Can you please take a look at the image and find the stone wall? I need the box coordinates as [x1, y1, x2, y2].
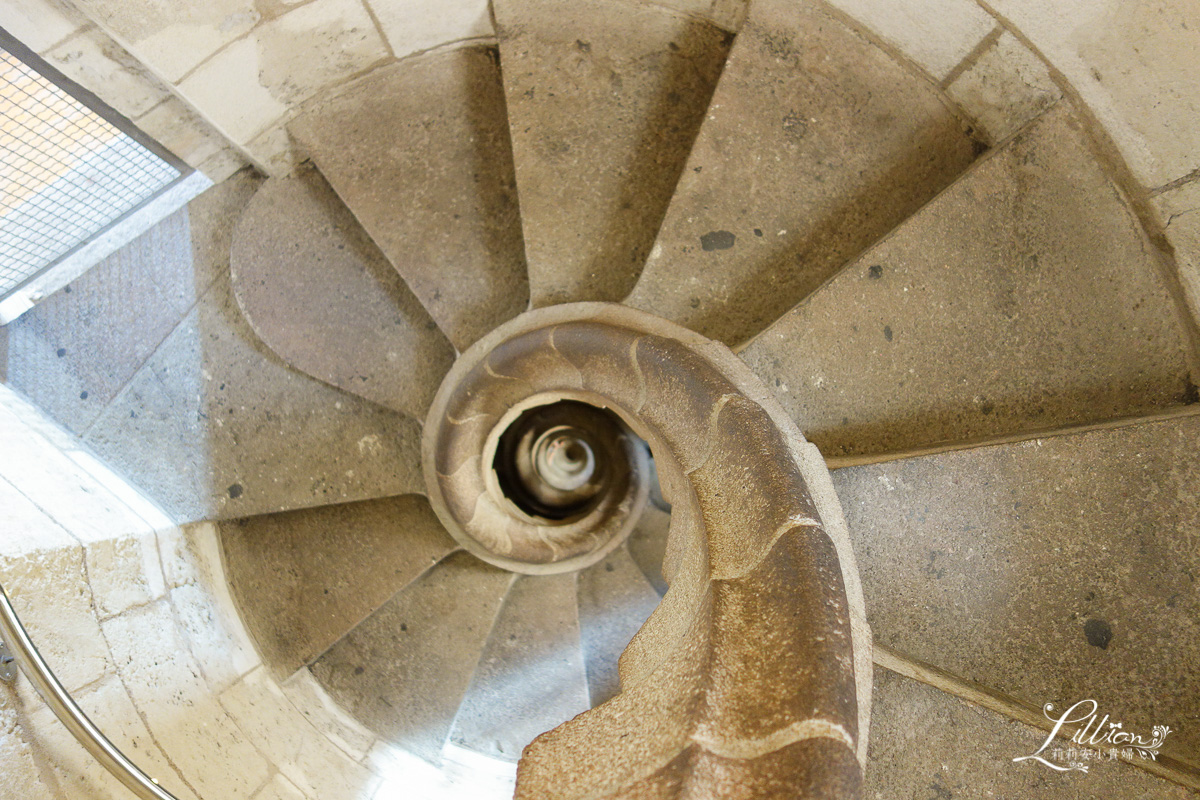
[0, 383, 491, 799]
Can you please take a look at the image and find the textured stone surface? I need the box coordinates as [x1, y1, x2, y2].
[946, 31, 1062, 145]
[28, 674, 201, 800]
[0, 700, 60, 800]
[84, 532, 165, 618]
[291, 48, 529, 351]
[280, 668, 378, 763]
[1154, 178, 1200, 331]
[230, 168, 455, 419]
[577, 544, 662, 705]
[221, 495, 458, 678]
[988, 0, 1200, 189]
[742, 105, 1199, 458]
[824, 0, 996, 79]
[102, 600, 271, 798]
[221, 667, 380, 798]
[0, 0, 89, 53]
[312, 551, 514, 760]
[627, 503, 672, 596]
[449, 573, 590, 761]
[69, 0, 259, 82]
[495, 0, 730, 307]
[866, 668, 1198, 798]
[834, 413, 1200, 761]
[43, 26, 169, 119]
[365, 0, 493, 59]
[625, 0, 980, 345]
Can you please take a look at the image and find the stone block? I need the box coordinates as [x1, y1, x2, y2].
[947, 31, 1061, 145]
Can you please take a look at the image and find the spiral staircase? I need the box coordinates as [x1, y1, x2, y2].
[3, 0, 1200, 797]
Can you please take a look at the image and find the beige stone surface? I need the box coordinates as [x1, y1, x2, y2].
[177, 36, 288, 143]
[281, 667, 378, 762]
[1154, 178, 1200, 331]
[28, 674, 200, 800]
[947, 31, 1062, 145]
[244, 121, 296, 176]
[495, 0, 730, 307]
[825, 0, 996, 79]
[866, 667, 1198, 798]
[834, 414, 1200, 761]
[625, 0, 981, 345]
[0, 0, 88, 53]
[84, 532, 165, 619]
[0, 545, 113, 693]
[0, 475, 76, 558]
[220, 495, 458, 678]
[70, 0, 259, 82]
[134, 95, 230, 169]
[366, 0, 493, 58]
[742, 105, 1198, 458]
[290, 48, 529, 351]
[170, 582, 261, 693]
[0, 698, 63, 800]
[197, 145, 252, 183]
[101, 600, 272, 797]
[253, 774, 308, 800]
[221, 667, 380, 798]
[988, 0, 1200, 189]
[42, 26, 168, 119]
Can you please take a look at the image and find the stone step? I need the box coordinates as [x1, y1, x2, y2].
[866, 667, 1196, 797]
[576, 543, 661, 705]
[289, 48, 529, 352]
[494, 0, 730, 308]
[623, 0, 982, 346]
[310, 551, 515, 762]
[448, 573, 590, 762]
[218, 494, 457, 680]
[230, 166, 455, 420]
[833, 411, 1200, 765]
[741, 104, 1199, 459]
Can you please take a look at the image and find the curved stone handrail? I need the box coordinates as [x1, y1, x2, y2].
[423, 303, 871, 798]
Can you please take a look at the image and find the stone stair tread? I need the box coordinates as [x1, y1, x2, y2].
[741, 104, 1199, 459]
[219, 494, 457, 680]
[289, 48, 529, 352]
[448, 574, 590, 762]
[577, 543, 662, 706]
[230, 167, 455, 420]
[310, 551, 515, 761]
[626, 503, 671, 596]
[624, 0, 981, 346]
[834, 412, 1200, 762]
[494, 0, 730, 308]
[866, 667, 1196, 798]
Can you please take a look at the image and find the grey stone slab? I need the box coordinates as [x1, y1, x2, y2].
[833, 413, 1200, 763]
[312, 551, 514, 761]
[867, 667, 1198, 799]
[82, 269, 425, 523]
[290, 48, 529, 352]
[742, 105, 1200, 459]
[624, 0, 981, 345]
[219, 494, 459, 679]
[4, 209, 195, 433]
[626, 503, 671, 596]
[230, 167, 455, 420]
[577, 544, 661, 705]
[449, 573, 590, 761]
[494, 0, 730, 308]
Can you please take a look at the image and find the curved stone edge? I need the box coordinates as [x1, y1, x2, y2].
[422, 302, 871, 796]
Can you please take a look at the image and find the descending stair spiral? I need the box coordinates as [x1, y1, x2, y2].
[424, 303, 871, 797]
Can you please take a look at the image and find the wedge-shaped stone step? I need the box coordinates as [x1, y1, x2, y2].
[290, 48, 529, 351]
[230, 166, 455, 419]
[834, 411, 1200, 764]
[495, 0, 730, 307]
[625, 0, 982, 345]
[742, 105, 1199, 458]
[312, 551, 514, 761]
[448, 574, 590, 761]
[219, 495, 458, 679]
[577, 544, 661, 705]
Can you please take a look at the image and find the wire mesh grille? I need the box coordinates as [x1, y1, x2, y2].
[0, 46, 181, 296]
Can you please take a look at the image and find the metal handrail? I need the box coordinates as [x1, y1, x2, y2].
[0, 583, 180, 800]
